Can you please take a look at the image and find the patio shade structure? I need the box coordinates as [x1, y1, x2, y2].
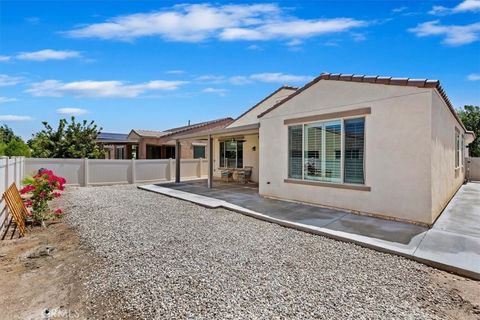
[173, 123, 259, 188]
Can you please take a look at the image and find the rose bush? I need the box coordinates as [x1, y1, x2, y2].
[21, 168, 66, 225]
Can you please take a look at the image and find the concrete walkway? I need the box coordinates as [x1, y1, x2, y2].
[139, 181, 480, 280]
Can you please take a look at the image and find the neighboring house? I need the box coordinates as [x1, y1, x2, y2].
[174, 73, 475, 226]
[97, 132, 137, 159]
[97, 118, 233, 160]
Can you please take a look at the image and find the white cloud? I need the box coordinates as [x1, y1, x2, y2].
[16, 49, 82, 61]
[430, 0, 480, 15]
[0, 96, 18, 104]
[467, 73, 480, 80]
[0, 74, 22, 87]
[26, 79, 188, 98]
[250, 72, 312, 83]
[0, 55, 11, 62]
[246, 44, 263, 50]
[220, 18, 367, 41]
[165, 70, 185, 74]
[202, 87, 228, 96]
[0, 115, 32, 121]
[196, 72, 310, 85]
[56, 107, 89, 115]
[228, 76, 251, 85]
[392, 6, 408, 13]
[64, 4, 366, 43]
[409, 20, 480, 45]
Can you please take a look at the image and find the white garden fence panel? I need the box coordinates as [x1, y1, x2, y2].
[467, 157, 480, 181]
[134, 159, 171, 183]
[24, 158, 84, 186]
[23, 158, 207, 187]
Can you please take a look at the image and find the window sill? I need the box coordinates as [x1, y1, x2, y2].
[284, 178, 371, 191]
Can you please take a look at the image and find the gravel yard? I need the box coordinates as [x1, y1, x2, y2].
[63, 185, 479, 320]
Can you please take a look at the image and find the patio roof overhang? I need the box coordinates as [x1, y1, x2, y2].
[171, 123, 259, 141]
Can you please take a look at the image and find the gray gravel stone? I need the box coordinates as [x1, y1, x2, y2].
[63, 185, 467, 319]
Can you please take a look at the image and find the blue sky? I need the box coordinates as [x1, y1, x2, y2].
[0, 0, 479, 140]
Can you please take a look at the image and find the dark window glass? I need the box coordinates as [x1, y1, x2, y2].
[146, 145, 162, 159]
[165, 146, 175, 159]
[344, 118, 365, 184]
[220, 141, 225, 167]
[219, 140, 243, 168]
[193, 146, 205, 159]
[237, 141, 243, 168]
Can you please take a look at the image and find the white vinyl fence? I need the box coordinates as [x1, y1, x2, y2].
[467, 157, 480, 181]
[24, 158, 208, 186]
[0, 157, 26, 237]
[0, 157, 207, 237]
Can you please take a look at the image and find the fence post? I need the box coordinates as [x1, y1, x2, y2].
[198, 158, 203, 178]
[12, 157, 18, 186]
[131, 158, 136, 184]
[4, 157, 9, 190]
[169, 158, 175, 181]
[83, 158, 89, 187]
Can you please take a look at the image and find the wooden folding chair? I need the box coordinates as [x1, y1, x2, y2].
[2, 183, 28, 237]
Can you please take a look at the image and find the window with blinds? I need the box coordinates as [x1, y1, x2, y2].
[344, 118, 365, 184]
[324, 121, 341, 182]
[304, 124, 322, 180]
[287, 117, 365, 185]
[288, 125, 303, 179]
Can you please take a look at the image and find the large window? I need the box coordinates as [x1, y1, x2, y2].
[219, 140, 243, 168]
[288, 117, 365, 185]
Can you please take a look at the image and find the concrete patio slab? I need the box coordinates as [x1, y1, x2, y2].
[413, 230, 480, 279]
[431, 183, 480, 238]
[139, 180, 480, 280]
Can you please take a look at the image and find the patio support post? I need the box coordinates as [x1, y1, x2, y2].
[208, 135, 213, 189]
[175, 140, 181, 183]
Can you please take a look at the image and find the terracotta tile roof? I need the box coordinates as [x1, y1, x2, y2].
[257, 72, 465, 131]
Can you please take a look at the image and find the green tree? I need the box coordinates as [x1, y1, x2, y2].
[4, 139, 31, 157]
[458, 105, 480, 157]
[0, 125, 19, 145]
[28, 117, 105, 159]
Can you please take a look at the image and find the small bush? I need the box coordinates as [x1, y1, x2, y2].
[21, 168, 66, 225]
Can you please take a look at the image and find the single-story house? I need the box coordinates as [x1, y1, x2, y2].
[96, 132, 137, 159]
[173, 72, 475, 226]
[97, 118, 233, 159]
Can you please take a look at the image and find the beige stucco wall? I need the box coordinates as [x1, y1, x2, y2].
[212, 134, 259, 182]
[228, 88, 296, 128]
[430, 90, 466, 222]
[259, 80, 436, 225]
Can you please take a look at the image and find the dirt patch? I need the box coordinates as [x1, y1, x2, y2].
[430, 271, 480, 320]
[0, 222, 93, 320]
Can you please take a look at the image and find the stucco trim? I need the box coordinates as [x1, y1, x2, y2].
[283, 107, 371, 125]
[284, 178, 371, 191]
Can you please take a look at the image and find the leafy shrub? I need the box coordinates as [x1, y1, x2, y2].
[21, 169, 66, 225]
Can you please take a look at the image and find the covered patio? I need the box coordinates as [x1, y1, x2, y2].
[172, 123, 259, 188]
